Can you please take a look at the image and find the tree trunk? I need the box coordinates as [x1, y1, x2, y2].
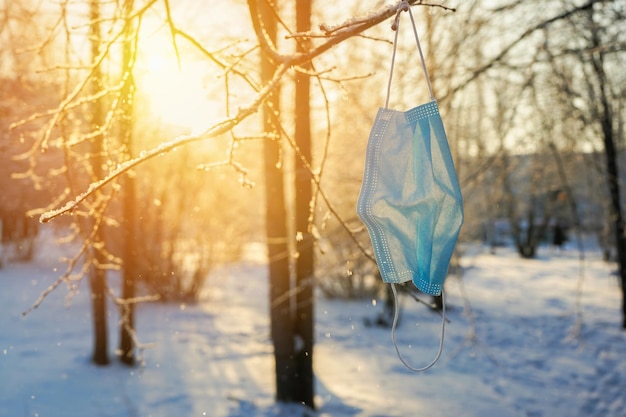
[257, 0, 297, 402]
[118, 0, 138, 365]
[90, 267, 109, 365]
[600, 123, 626, 329]
[596, 74, 626, 329]
[588, 9, 626, 329]
[293, 0, 315, 408]
[89, 0, 109, 366]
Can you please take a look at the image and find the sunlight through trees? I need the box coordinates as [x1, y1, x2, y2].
[2, 0, 624, 413]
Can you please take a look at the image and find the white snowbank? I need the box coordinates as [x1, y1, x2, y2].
[1, 229, 624, 416]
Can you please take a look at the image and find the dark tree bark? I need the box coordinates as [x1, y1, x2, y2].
[118, 0, 138, 365]
[587, 9, 626, 328]
[257, 0, 297, 402]
[89, 0, 109, 366]
[600, 101, 626, 329]
[89, 267, 109, 365]
[601, 100, 626, 330]
[293, 0, 315, 408]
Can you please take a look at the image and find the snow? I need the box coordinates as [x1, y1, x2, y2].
[1, 228, 625, 417]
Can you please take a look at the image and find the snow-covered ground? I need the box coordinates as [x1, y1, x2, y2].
[1, 228, 625, 417]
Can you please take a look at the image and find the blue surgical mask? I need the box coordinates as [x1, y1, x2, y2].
[356, 1, 463, 371]
[357, 102, 463, 295]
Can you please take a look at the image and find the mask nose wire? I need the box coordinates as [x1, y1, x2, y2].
[391, 283, 446, 372]
[384, 1, 436, 110]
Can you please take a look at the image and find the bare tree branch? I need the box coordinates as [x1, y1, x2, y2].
[444, 0, 602, 101]
[38, 0, 453, 223]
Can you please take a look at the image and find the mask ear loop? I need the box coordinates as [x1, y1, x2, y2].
[384, 0, 436, 109]
[391, 283, 446, 372]
[407, 4, 435, 101]
[384, 4, 404, 109]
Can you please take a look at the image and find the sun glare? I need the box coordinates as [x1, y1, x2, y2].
[134, 1, 256, 139]
[137, 51, 220, 135]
